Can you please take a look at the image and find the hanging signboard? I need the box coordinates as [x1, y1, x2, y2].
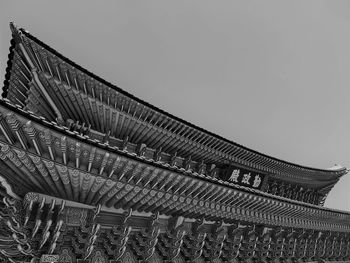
[219, 165, 266, 190]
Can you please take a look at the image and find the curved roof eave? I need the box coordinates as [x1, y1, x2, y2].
[2, 23, 348, 179]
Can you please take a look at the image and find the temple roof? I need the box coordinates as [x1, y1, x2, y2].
[3, 23, 350, 263]
[2, 23, 348, 199]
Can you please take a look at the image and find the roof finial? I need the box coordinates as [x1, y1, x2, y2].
[9, 21, 17, 34]
[9, 22, 22, 43]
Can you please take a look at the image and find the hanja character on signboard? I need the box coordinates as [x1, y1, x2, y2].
[241, 172, 251, 184]
[253, 175, 261, 188]
[229, 169, 240, 182]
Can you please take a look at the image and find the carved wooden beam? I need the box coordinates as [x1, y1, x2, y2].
[104, 208, 132, 261]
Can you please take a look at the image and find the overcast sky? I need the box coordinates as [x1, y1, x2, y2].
[1, 0, 350, 211]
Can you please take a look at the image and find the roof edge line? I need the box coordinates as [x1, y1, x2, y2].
[9, 25, 348, 175]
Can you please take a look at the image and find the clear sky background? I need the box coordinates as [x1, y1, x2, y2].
[1, 1, 349, 210]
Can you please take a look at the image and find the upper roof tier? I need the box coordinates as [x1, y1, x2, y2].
[2, 23, 348, 199]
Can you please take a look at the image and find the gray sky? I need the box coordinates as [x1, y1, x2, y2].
[1, 0, 350, 211]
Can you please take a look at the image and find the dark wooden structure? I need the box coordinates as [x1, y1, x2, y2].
[0, 23, 349, 263]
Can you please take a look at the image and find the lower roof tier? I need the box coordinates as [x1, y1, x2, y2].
[0, 98, 339, 208]
[0, 190, 350, 262]
[0, 101, 349, 233]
